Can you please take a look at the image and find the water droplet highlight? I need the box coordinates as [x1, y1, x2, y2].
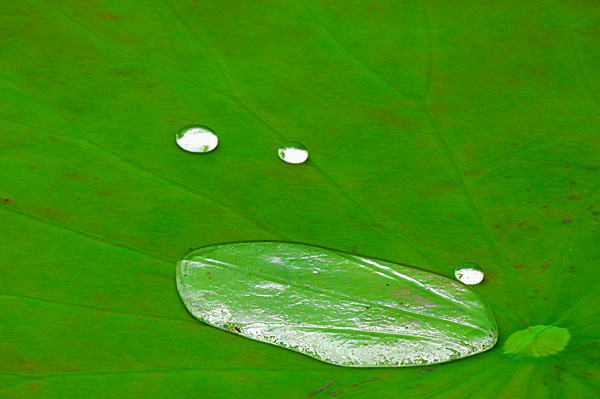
[454, 263, 484, 285]
[278, 141, 308, 164]
[176, 126, 218, 153]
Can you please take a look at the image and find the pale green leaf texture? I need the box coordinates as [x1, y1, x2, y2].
[1, 0, 599, 398]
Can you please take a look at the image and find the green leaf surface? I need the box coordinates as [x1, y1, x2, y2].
[177, 241, 497, 367]
[1, 0, 599, 397]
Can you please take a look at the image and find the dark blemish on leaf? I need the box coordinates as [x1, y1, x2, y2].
[418, 369, 434, 375]
[570, 181, 576, 184]
[542, 264, 550, 269]
[93, 177, 99, 180]
[329, 393, 339, 397]
[308, 380, 336, 397]
[206, 272, 212, 279]
[28, 166, 37, 169]
[562, 219, 572, 224]
[592, 211, 600, 216]
[233, 327, 241, 333]
[518, 220, 530, 227]
[512, 142, 519, 146]
[386, 284, 390, 286]
[100, 13, 118, 19]
[542, 205, 548, 208]
[77, 198, 81, 200]
[494, 225, 499, 228]
[525, 188, 530, 191]
[350, 378, 377, 387]
[4, 198, 11, 202]
[526, 201, 532, 204]
[408, 384, 422, 389]
[569, 195, 580, 200]
[569, 266, 576, 271]
[513, 264, 523, 269]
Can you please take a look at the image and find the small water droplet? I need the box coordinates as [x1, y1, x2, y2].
[176, 126, 218, 153]
[454, 263, 484, 285]
[278, 141, 308, 164]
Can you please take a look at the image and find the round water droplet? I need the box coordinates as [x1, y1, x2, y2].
[454, 263, 484, 285]
[278, 141, 308, 164]
[176, 126, 218, 153]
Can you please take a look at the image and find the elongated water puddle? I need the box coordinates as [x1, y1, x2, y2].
[176, 241, 497, 367]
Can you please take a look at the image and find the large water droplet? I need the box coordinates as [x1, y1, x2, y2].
[278, 141, 308, 164]
[454, 263, 484, 285]
[176, 241, 497, 367]
[176, 126, 218, 153]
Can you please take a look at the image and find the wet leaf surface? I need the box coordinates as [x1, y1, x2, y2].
[1, 0, 599, 397]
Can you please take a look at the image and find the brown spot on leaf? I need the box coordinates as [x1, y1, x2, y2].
[350, 378, 377, 387]
[418, 369, 434, 375]
[518, 220, 530, 227]
[569, 195, 580, 200]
